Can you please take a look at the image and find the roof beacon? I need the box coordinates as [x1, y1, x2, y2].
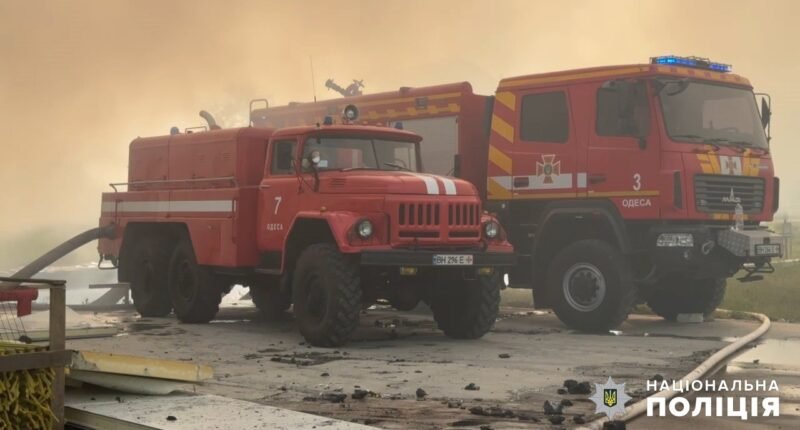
[650, 55, 732, 73]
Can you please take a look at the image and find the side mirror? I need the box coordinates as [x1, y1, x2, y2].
[760, 97, 771, 129]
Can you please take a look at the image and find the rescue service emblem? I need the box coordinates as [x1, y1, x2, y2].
[536, 155, 561, 184]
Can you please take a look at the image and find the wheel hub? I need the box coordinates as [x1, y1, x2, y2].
[562, 263, 606, 312]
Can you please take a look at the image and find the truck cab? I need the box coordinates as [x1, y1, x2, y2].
[99, 111, 514, 346]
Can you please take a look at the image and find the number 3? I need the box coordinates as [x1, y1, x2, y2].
[273, 196, 282, 214]
[633, 173, 641, 191]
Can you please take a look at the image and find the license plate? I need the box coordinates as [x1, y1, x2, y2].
[755, 244, 781, 256]
[432, 254, 474, 266]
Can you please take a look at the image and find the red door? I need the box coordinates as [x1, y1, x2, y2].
[586, 79, 660, 219]
[507, 87, 579, 200]
[257, 139, 299, 252]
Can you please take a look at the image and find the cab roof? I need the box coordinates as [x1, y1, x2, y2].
[498, 64, 752, 91]
[269, 124, 422, 142]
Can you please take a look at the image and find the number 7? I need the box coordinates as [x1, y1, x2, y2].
[273, 196, 282, 214]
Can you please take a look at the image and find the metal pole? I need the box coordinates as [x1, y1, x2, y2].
[49, 286, 66, 430]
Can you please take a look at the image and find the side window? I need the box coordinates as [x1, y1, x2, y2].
[596, 81, 650, 137]
[520, 91, 569, 143]
[270, 140, 296, 175]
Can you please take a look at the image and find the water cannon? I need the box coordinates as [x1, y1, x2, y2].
[199, 110, 222, 130]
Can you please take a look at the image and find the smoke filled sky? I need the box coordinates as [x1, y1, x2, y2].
[1, 0, 799, 252]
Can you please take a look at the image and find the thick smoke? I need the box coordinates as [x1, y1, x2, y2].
[1, 0, 798, 267]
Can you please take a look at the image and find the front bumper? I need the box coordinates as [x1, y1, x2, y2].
[648, 225, 782, 279]
[360, 249, 516, 267]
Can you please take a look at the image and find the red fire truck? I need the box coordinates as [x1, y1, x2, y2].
[252, 56, 782, 331]
[97, 110, 515, 346]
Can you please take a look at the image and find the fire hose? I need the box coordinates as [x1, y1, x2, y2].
[579, 310, 771, 429]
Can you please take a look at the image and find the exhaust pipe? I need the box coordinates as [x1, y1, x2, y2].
[199, 110, 221, 130]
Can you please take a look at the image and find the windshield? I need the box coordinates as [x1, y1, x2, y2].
[302, 137, 420, 172]
[658, 80, 768, 149]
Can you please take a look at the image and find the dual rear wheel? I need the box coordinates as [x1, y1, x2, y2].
[127, 237, 222, 323]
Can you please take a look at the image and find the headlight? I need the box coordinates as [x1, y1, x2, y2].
[656, 233, 694, 247]
[356, 219, 373, 239]
[484, 221, 500, 239]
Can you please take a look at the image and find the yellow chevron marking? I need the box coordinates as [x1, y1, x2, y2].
[488, 145, 512, 175]
[487, 177, 512, 200]
[447, 103, 460, 113]
[495, 91, 516, 111]
[491, 114, 515, 142]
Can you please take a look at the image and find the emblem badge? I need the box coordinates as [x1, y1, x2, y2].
[589, 377, 632, 418]
[536, 154, 561, 184]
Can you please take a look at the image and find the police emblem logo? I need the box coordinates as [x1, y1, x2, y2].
[589, 377, 631, 418]
[603, 388, 617, 407]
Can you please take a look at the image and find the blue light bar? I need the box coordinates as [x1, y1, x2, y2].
[650, 55, 732, 73]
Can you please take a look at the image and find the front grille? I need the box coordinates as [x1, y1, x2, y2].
[398, 203, 440, 226]
[448, 202, 480, 226]
[694, 175, 765, 214]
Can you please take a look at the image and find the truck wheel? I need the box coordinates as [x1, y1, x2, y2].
[546, 240, 635, 332]
[250, 284, 291, 320]
[167, 241, 222, 323]
[647, 278, 727, 321]
[128, 236, 173, 317]
[291, 243, 361, 347]
[430, 275, 500, 339]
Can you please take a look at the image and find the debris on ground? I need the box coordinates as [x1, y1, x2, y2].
[498, 353, 511, 359]
[603, 420, 627, 429]
[303, 393, 347, 403]
[415, 388, 427, 400]
[543, 400, 563, 415]
[560, 399, 573, 407]
[573, 414, 586, 424]
[548, 415, 566, 424]
[562, 379, 592, 394]
[464, 382, 480, 391]
[351, 389, 372, 400]
[166, 415, 177, 421]
[469, 405, 515, 418]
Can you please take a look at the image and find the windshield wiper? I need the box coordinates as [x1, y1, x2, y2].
[672, 134, 721, 151]
[383, 162, 411, 171]
[339, 167, 379, 172]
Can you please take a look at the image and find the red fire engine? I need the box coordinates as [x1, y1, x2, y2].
[252, 56, 782, 331]
[98, 108, 514, 346]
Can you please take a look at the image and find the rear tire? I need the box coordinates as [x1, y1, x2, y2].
[291, 244, 361, 347]
[167, 241, 222, 323]
[250, 281, 291, 320]
[430, 275, 500, 339]
[647, 278, 727, 321]
[127, 236, 173, 317]
[546, 240, 635, 332]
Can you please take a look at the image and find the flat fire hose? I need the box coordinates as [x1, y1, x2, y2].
[578, 310, 771, 429]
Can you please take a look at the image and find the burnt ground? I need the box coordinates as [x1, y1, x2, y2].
[68, 303, 799, 429]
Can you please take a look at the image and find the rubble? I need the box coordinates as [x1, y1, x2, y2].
[548, 415, 566, 424]
[464, 383, 480, 391]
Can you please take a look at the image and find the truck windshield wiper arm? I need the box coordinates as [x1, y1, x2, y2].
[672, 135, 721, 151]
[383, 162, 411, 171]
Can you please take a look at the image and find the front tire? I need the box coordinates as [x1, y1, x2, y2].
[127, 236, 173, 317]
[291, 244, 361, 347]
[430, 275, 500, 339]
[167, 241, 222, 323]
[546, 240, 635, 332]
[647, 278, 727, 321]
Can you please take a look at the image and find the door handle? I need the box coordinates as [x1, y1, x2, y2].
[588, 174, 606, 185]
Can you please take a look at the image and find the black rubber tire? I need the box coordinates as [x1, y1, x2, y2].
[167, 241, 222, 323]
[430, 275, 501, 339]
[250, 282, 291, 320]
[647, 278, 727, 321]
[127, 236, 173, 317]
[546, 239, 636, 332]
[291, 243, 361, 347]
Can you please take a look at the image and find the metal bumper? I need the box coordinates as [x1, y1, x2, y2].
[359, 249, 516, 267]
[717, 228, 783, 259]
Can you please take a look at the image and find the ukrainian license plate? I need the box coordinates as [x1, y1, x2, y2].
[432, 254, 474, 266]
[755, 244, 781, 256]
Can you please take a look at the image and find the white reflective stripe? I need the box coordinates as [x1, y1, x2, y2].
[577, 172, 587, 189]
[438, 177, 457, 195]
[102, 200, 234, 213]
[491, 176, 513, 189]
[401, 172, 439, 195]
